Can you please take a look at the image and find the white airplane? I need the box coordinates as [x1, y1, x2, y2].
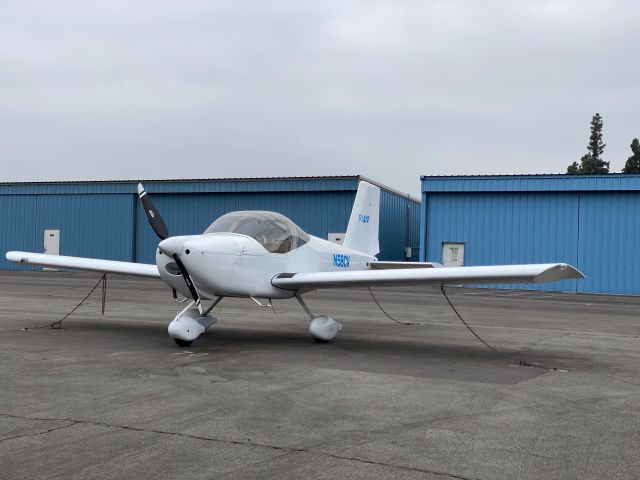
[6, 181, 583, 347]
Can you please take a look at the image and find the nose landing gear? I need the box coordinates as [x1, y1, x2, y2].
[169, 297, 222, 347]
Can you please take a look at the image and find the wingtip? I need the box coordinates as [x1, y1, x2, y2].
[6, 251, 23, 262]
[556, 263, 585, 280]
[137, 183, 145, 196]
[563, 263, 585, 279]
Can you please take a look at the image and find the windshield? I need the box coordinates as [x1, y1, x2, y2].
[204, 211, 309, 253]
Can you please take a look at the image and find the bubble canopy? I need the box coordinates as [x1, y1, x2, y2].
[204, 211, 310, 254]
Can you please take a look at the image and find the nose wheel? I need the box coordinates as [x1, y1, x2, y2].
[168, 297, 222, 347]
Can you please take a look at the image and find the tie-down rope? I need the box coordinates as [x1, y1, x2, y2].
[368, 285, 564, 371]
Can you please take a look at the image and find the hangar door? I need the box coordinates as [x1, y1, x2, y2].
[424, 192, 580, 292]
[425, 191, 640, 295]
[577, 192, 640, 295]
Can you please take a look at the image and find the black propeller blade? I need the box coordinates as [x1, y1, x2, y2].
[137, 183, 169, 240]
[137, 183, 202, 313]
[172, 254, 202, 313]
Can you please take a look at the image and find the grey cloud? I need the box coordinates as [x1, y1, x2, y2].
[1, 0, 639, 195]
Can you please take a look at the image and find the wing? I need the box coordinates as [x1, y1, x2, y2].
[272, 263, 583, 290]
[6, 251, 160, 278]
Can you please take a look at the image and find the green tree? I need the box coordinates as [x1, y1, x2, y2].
[622, 138, 640, 173]
[567, 161, 581, 174]
[587, 113, 606, 165]
[566, 113, 609, 174]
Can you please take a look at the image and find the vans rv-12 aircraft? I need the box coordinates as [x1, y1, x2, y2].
[6, 181, 584, 347]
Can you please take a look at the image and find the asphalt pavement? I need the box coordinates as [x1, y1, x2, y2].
[1, 270, 639, 479]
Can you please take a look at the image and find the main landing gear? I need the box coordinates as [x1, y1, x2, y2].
[168, 294, 341, 347]
[295, 293, 342, 342]
[168, 297, 222, 347]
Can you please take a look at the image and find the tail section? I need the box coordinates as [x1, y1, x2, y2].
[343, 181, 380, 256]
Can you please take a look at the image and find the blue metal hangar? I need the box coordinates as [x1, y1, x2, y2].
[420, 174, 640, 295]
[0, 175, 420, 271]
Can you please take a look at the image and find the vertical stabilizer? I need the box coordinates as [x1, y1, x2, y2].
[343, 181, 380, 256]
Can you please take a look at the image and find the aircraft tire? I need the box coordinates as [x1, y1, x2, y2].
[174, 339, 193, 348]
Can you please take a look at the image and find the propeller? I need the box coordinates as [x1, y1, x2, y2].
[137, 183, 203, 313]
[170, 253, 202, 313]
[137, 183, 169, 240]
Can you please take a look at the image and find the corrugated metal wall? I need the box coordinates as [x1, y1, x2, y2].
[0, 193, 135, 270]
[420, 175, 640, 295]
[36, 194, 135, 262]
[0, 195, 37, 270]
[577, 192, 640, 294]
[422, 192, 579, 292]
[1, 177, 420, 268]
[379, 190, 421, 261]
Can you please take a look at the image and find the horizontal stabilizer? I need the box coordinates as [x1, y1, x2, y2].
[6, 251, 160, 278]
[272, 263, 584, 290]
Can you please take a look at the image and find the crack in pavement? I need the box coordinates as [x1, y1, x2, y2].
[0, 412, 480, 480]
[0, 420, 78, 443]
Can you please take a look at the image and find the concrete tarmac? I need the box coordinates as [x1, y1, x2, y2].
[1, 271, 640, 479]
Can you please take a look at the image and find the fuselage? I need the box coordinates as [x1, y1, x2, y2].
[156, 233, 376, 300]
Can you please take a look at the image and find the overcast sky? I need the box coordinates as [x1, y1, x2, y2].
[1, 1, 638, 196]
